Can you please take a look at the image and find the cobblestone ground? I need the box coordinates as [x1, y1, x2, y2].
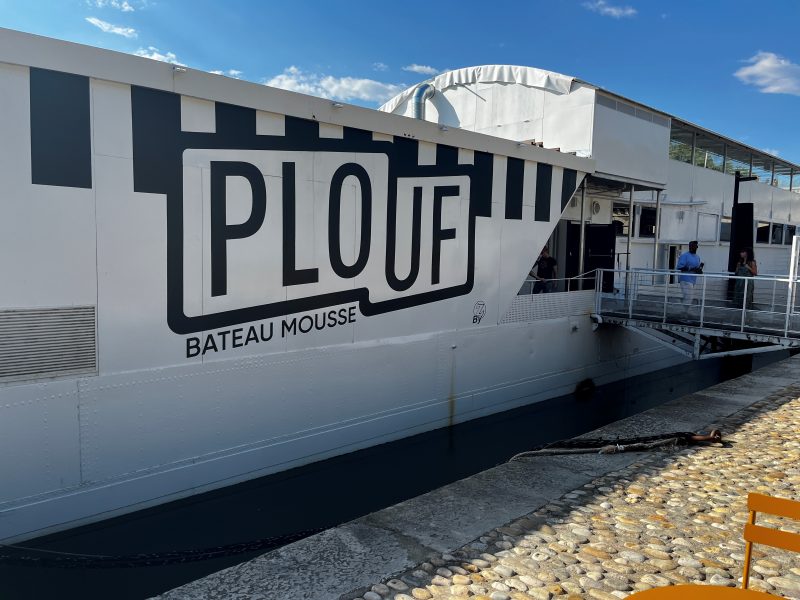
[349, 387, 800, 600]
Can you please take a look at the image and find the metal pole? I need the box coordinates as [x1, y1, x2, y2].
[722, 143, 728, 174]
[626, 184, 634, 270]
[578, 182, 587, 291]
[625, 184, 634, 301]
[653, 189, 661, 280]
[785, 235, 798, 336]
[729, 171, 741, 274]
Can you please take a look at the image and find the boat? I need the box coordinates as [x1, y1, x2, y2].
[2, 31, 799, 544]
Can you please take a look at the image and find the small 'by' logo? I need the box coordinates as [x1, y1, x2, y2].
[473, 301, 486, 324]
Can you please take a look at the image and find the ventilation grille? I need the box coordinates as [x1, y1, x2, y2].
[0, 306, 97, 383]
[501, 290, 595, 324]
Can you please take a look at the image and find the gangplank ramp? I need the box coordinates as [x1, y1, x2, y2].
[592, 269, 800, 359]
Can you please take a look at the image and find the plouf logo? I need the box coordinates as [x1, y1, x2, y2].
[473, 301, 486, 324]
[130, 88, 501, 336]
[125, 86, 578, 336]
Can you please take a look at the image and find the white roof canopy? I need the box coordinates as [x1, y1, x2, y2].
[380, 64, 576, 114]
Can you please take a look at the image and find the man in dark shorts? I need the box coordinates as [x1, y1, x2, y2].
[531, 246, 557, 293]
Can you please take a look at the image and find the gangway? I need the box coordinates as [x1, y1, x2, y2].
[592, 268, 800, 360]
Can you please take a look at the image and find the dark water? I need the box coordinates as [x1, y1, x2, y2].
[0, 352, 785, 600]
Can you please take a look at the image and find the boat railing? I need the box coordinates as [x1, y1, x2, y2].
[518, 273, 600, 295]
[593, 268, 800, 338]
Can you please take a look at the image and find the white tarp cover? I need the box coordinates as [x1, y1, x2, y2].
[380, 65, 576, 114]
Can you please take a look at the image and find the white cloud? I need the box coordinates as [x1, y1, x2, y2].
[211, 69, 243, 79]
[582, 0, 637, 18]
[264, 66, 405, 103]
[402, 64, 439, 76]
[88, 0, 135, 11]
[134, 46, 185, 66]
[762, 148, 781, 156]
[373, 62, 389, 72]
[85, 16, 137, 38]
[734, 51, 800, 96]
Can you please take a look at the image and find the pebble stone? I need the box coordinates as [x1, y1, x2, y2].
[350, 386, 800, 600]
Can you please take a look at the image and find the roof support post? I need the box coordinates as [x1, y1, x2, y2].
[625, 184, 634, 302]
[723, 143, 728, 174]
[626, 184, 634, 272]
[578, 181, 587, 290]
[652, 189, 661, 273]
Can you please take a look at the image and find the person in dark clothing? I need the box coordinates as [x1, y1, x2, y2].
[531, 246, 557, 293]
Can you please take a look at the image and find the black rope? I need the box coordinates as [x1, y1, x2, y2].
[539, 431, 701, 450]
[0, 527, 324, 569]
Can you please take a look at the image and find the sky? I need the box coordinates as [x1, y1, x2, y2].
[1, 0, 799, 164]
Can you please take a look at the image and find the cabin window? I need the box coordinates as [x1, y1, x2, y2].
[756, 221, 770, 244]
[613, 202, 632, 237]
[771, 223, 785, 245]
[693, 136, 724, 172]
[786, 225, 797, 245]
[724, 147, 751, 177]
[638, 207, 657, 238]
[774, 166, 792, 191]
[719, 217, 731, 242]
[751, 157, 773, 185]
[668, 125, 693, 164]
[792, 173, 800, 194]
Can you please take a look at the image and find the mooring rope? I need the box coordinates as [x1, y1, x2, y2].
[509, 430, 721, 462]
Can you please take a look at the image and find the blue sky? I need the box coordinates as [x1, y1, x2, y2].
[2, 0, 799, 163]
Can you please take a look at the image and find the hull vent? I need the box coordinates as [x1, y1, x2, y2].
[0, 306, 97, 383]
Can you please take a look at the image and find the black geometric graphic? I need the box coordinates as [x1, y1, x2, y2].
[128, 86, 579, 335]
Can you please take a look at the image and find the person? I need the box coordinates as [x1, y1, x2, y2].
[733, 247, 757, 309]
[530, 246, 557, 293]
[676, 241, 704, 310]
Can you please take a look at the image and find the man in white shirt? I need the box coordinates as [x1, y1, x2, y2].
[676, 240, 704, 312]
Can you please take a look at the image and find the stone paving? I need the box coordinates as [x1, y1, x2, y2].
[348, 387, 800, 600]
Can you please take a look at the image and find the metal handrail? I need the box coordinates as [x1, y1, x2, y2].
[593, 268, 800, 339]
[520, 273, 598, 294]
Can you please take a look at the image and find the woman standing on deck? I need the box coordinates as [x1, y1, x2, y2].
[734, 247, 757, 309]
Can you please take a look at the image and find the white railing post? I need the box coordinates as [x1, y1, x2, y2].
[785, 236, 800, 336]
[740, 278, 748, 332]
[663, 271, 669, 323]
[699, 274, 707, 327]
[771, 278, 777, 313]
[628, 271, 635, 319]
[595, 270, 601, 315]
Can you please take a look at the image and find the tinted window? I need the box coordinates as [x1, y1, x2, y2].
[771, 223, 784, 244]
[720, 217, 731, 242]
[613, 202, 632, 237]
[756, 221, 770, 244]
[638, 207, 657, 238]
